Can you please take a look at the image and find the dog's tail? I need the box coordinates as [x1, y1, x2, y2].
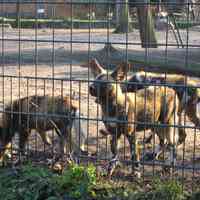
[72, 110, 87, 152]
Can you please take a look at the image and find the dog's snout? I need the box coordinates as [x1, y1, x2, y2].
[89, 84, 96, 96]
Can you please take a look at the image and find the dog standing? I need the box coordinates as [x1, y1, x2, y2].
[89, 59, 181, 176]
[0, 95, 87, 162]
[111, 63, 200, 144]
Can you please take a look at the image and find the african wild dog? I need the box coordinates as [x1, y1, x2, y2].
[111, 63, 200, 144]
[0, 95, 87, 162]
[89, 58, 182, 176]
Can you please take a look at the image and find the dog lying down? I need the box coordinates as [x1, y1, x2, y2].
[0, 95, 87, 163]
[88, 58, 184, 177]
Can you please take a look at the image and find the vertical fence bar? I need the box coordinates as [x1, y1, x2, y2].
[34, 0, 38, 156]
[51, 4, 56, 159]
[1, 1, 5, 160]
[17, 0, 22, 162]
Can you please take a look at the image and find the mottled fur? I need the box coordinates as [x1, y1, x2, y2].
[114, 63, 200, 130]
[89, 59, 181, 174]
[0, 95, 86, 161]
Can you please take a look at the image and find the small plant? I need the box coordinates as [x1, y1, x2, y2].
[130, 179, 186, 200]
[0, 163, 61, 200]
[91, 181, 138, 200]
[56, 164, 96, 199]
[152, 179, 185, 200]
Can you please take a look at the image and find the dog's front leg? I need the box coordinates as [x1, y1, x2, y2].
[19, 129, 30, 157]
[127, 135, 141, 178]
[108, 132, 121, 177]
[163, 143, 177, 175]
[73, 111, 87, 154]
[58, 126, 72, 161]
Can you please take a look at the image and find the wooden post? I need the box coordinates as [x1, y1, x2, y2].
[136, 0, 158, 48]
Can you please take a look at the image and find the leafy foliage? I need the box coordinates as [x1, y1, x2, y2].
[55, 164, 96, 199]
[0, 163, 197, 200]
[91, 179, 187, 200]
[130, 179, 185, 200]
[0, 163, 61, 200]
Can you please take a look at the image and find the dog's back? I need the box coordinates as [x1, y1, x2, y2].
[127, 86, 178, 132]
[4, 95, 77, 130]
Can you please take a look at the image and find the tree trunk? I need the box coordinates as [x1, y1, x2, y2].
[136, 0, 158, 48]
[114, 0, 133, 33]
[16, 1, 20, 28]
[115, 0, 121, 25]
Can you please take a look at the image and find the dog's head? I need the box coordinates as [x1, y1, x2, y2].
[102, 61, 150, 92]
[89, 59, 131, 102]
[89, 59, 134, 102]
[89, 59, 113, 100]
[110, 62, 131, 81]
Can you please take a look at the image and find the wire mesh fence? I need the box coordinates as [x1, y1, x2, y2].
[0, 0, 200, 192]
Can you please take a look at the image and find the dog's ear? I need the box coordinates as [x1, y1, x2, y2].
[88, 58, 106, 77]
[111, 62, 131, 81]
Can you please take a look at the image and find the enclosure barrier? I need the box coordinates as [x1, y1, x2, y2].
[0, 0, 200, 194]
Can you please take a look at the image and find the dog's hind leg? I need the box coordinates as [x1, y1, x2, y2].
[163, 124, 178, 173]
[58, 127, 70, 156]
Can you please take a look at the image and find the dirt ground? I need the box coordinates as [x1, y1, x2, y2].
[0, 28, 200, 182]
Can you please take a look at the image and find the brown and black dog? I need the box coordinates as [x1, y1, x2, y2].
[0, 95, 87, 162]
[89, 59, 182, 176]
[111, 63, 200, 144]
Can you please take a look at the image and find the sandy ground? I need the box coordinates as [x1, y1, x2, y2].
[0, 28, 200, 181]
